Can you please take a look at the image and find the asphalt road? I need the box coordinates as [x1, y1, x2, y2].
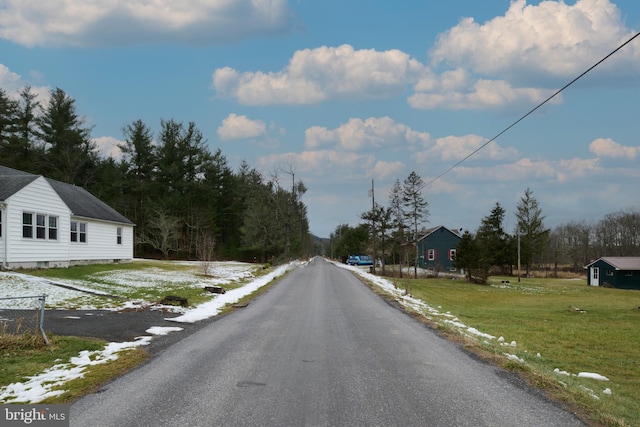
[70, 257, 585, 427]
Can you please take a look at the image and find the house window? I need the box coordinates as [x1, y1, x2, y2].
[49, 216, 58, 240]
[117, 227, 122, 245]
[71, 221, 87, 243]
[36, 214, 46, 239]
[625, 271, 633, 277]
[449, 249, 456, 261]
[22, 212, 58, 240]
[606, 269, 614, 276]
[22, 212, 33, 238]
[427, 249, 435, 261]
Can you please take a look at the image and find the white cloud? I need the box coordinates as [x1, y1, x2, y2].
[453, 157, 603, 184]
[0, 0, 298, 47]
[217, 113, 267, 140]
[304, 116, 431, 151]
[0, 64, 23, 92]
[409, 78, 560, 110]
[257, 150, 375, 177]
[371, 161, 405, 178]
[417, 134, 519, 163]
[213, 44, 425, 105]
[0, 64, 52, 112]
[430, 0, 639, 82]
[93, 136, 123, 160]
[589, 138, 639, 159]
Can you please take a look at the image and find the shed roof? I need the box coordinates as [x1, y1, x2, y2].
[585, 257, 640, 271]
[418, 225, 462, 241]
[0, 165, 133, 225]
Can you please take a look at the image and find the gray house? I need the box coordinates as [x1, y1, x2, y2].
[1, 165, 134, 269]
[584, 257, 640, 290]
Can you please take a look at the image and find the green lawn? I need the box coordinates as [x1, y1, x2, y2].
[403, 275, 640, 427]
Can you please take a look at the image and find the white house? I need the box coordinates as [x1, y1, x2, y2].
[0, 165, 134, 269]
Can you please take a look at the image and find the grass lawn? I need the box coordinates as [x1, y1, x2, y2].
[0, 259, 268, 404]
[402, 275, 640, 427]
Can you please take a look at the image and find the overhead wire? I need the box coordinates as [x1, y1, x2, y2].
[419, 30, 640, 192]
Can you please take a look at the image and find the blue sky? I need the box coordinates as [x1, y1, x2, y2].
[1, 0, 639, 238]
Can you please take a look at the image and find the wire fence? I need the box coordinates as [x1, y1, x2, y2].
[0, 295, 49, 345]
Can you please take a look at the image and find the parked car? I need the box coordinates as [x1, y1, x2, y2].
[346, 255, 374, 266]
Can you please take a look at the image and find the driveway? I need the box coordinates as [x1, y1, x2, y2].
[41, 307, 226, 355]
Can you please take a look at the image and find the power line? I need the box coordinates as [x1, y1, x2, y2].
[420, 31, 640, 192]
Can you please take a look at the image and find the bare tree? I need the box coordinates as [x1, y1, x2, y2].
[139, 209, 181, 259]
[196, 231, 217, 276]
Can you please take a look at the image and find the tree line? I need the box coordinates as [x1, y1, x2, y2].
[328, 171, 430, 278]
[0, 86, 312, 261]
[326, 169, 639, 282]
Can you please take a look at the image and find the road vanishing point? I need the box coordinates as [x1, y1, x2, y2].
[71, 257, 585, 427]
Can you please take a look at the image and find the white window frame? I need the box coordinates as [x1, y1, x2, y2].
[117, 227, 122, 245]
[449, 249, 456, 261]
[22, 212, 34, 238]
[427, 249, 435, 261]
[71, 221, 88, 244]
[48, 216, 58, 240]
[36, 213, 47, 239]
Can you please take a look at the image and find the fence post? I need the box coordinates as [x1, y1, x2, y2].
[38, 294, 49, 345]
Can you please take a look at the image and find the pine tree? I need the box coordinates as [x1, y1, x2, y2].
[515, 188, 550, 276]
[402, 171, 429, 278]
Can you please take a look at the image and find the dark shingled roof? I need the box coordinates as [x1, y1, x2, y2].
[0, 165, 133, 225]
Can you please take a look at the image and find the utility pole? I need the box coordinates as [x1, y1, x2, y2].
[517, 230, 521, 283]
[370, 179, 377, 274]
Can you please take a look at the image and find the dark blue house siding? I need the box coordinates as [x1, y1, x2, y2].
[417, 226, 461, 271]
[586, 257, 640, 290]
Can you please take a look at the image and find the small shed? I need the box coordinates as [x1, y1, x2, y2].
[584, 257, 640, 290]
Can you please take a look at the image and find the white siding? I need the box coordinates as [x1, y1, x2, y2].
[69, 219, 134, 263]
[3, 177, 71, 268]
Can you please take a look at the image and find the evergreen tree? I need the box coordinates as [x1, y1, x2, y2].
[37, 87, 97, 185]
[11, 86, 42, 172]
[402, 171, 429, 278]
[0, 88, 20, 167]
[515, 188, 550, 276]
[118, 119, 157, 253]
[454, 230, 483, 282]
[476, 202, 510, 274]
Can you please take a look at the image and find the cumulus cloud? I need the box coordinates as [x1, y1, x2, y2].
[0, 0, 298, 47]
[0, 64, 23, 92]
[213, 44, 425, 105]
[257, 150, 376, 177]
[589, 138, 639, 159]
[371, 161, 405, 178]
[217, 113, 267, 140]
[409, 78, 560, 110]
[431, 0, 639, 82]
[416, 134, 518, 163]
[93, 136, 123, 159]
[304, 116, 431, 151]
[0, 64, 52, 112]
[454, 156, 602, 184]
[405, 0, 639, 111]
